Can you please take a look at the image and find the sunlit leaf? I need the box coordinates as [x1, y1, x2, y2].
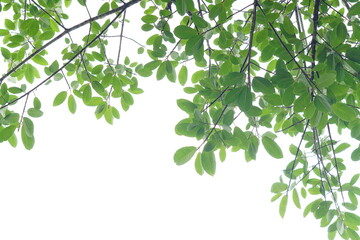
[262, 136, 283, 159]
[53, 91, 68, 106]
[174, 146, 197, 165]
[201, 151, 216, 176]
[279, 195, 288, 218]
[67, 94, 77, 114]
[332, 103, 357, 122]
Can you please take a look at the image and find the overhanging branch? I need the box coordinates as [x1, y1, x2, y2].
[0, 0, 142, 85]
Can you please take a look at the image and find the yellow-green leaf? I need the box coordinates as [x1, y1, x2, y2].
[279, 195, 288, 218]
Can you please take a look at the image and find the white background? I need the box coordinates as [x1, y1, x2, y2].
[0, 79, 330, 239]
[0, 1, 357, 239]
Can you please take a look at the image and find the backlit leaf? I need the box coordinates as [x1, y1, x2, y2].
[332, 103, 357, 122]
[0, 125, 17, 142]
[23, 117, 34, 138]
[178, 65, 188, 86]
[252, 77, 274, 94]
[262, 136, 283, 159]
[67, 94, 76, 114]
[185, 35, 204, 56]
[194, 152, 203, 175]
[351, 145, 360, 161]
[293, 189, 301, 209]
[174, 146, 197, 165]
[177, 99, 197, 114]
[32, 55, 48, 66]
[201, 151, 216, 176]
[237, 86, 252, 112]
[279, 195, 288, 218]
[271, 182, 287, 193]
[53, 91, 67, 106]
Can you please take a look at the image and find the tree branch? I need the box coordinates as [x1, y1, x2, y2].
[0, 0, 141, 85]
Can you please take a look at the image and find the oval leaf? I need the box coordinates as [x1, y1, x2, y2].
[174, 146, 197, 165]
[201, 151, 216, 176]
[262, 136, 283, 159]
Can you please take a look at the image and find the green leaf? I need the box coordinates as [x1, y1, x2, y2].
[4, 19, 15, 30]
[185, 35, 204, 56]
[21, 19, 39, 37]
[122, 92, 134, 105]
[91, 81, 106, 96]
[23, 117, 34, 138]
[4, 113, 20, 125]
[209, 3, 223, 20]
[201, 151, 216, 176]
[279, 195, 288, 218]
[314, 95, 332, 113]
[53, 91, 67, 106]
[351, 125, 360, 140]
[224, 88, 241, 105]
[104, 107, 113, 124]
[175, 0, 186, 15]
[192, 14, 208, 28]
[65, 0, 72, 7]
[293, 189, 301, 209]
[67, 94, 76, 114]
[351, 145, 360, 161]
[194, 152, 203, 175]
[252, 77, 275, 94]
[174, 146, 197, 165]
[271, 182, 287, 193]
[21, 125, 35, 150]
[156, 61, 166, 80]
[346, 48, 360, 64]
[316, 71, 336, 88]
[95, 102, 107, 115]
[27, 108, 43, 118]
[98, 2, 109, 15]
[9, 35, 24, 43]
[332, 103, 357, 122]
[347, 228, 360, 240]
[271, 70, 294, 88]
[82, 84, 92, 104]
[349, 2, 360, 16]
[219, 147, 226, 162]
[260, 45, 275, 62]
[237, 86, 252, 112]
[335, 143, 351, 153]
[336, 218, 344, 235]
[0, 125, 17, 142]
[174, 25, 197, 39]
[283, 16, 295, 35]
[112, 107, 120, 119]
[350, 174, 360, 185]
[204, 141, 216, 152]
[1, 47, 11, 59]
[223, 72, 245, 86]
[314, 201, 332, 219]
[177, 99, 197, 114]
[271, 193, 282, 202]
[178, 65, 188, 86]
[32, 55, 48, 66]
[8, 133, 17, 147]
[294, 92, 311, 113]
[141, 15, 158, 23]
[262, 136, 283, 159]
[33, 97, 41, 109]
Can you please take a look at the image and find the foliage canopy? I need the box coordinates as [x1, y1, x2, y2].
[1, 0, 360, 238]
